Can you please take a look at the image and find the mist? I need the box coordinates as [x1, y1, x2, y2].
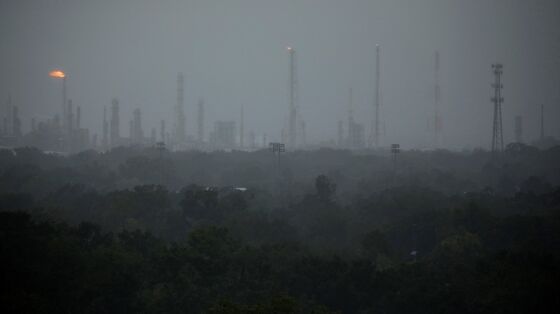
[2, 2, 560, 313]
[1, 0, 559, 150]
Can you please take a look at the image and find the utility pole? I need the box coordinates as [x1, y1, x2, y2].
[491, 64, 504, 154]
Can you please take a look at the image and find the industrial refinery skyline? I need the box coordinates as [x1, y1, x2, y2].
[1, 0, 559, 151]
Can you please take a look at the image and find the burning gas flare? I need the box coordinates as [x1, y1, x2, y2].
[49, 70, 66, 79]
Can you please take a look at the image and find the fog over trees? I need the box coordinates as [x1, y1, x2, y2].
[1, 1, 560, 313]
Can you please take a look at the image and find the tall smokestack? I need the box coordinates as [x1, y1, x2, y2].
[338, 120, 344, 148]
[151, 128, 156, 145]
[197, 99, 205, 143]
[132, 108, 143, 144]
[160, 119, 166, 143]
[67, 99, 74, 133]
[102, 106, 108, 149]
[175, 72, 186, 143]
[129, 119, 134, 142]
[370, 44, 381, 148]
[76, 106, 81, 129]
[240, 104, 244, 148]
[287, 46, 297, 149]
[62, 77, 67, 131]
[110, 98, 120, 147]
[12, 105, 21, 137]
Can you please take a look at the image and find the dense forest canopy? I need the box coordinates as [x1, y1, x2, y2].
[1, 145, 560, 313]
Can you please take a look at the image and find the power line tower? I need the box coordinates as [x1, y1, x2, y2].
[491, 63, 504, 154]
[287, 46, 297, 150]
[369, 44, 381, 148]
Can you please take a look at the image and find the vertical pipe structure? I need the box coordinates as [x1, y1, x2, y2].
[348, 88, 354, 129]
[76, 106, 81, 129]
[102, 106, 108, 149]
[67, 99, 73, 133]
[197, 99, 204, 143]
[434, 51, 442, 148]
[160, 119, 166, 143]
[373, 44, 381, 148]
[338, 120, 344, 148]
[491, 63, 504, 154]
[240, 104, 244, 148]
[110, 98, 120, 147]
[348, 87, 354, 149]
[62, 76, 67, 132]
[287, 46, 297, 149]
[176, 72, 186, 144]
[50, 70, 67, 131]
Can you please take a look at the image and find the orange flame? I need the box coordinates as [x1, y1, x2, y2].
[49, 70, 66, 79]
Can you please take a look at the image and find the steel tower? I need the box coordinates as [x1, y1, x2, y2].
[491, 64, 504, 153]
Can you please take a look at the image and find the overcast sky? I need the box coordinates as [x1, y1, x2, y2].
[1, 0, 559, 149]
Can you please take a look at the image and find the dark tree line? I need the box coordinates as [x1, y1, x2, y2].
[1, 145, 560, 313]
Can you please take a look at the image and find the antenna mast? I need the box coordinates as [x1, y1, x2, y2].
[491, 64, 504, 154]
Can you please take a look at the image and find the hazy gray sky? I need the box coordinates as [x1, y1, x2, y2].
[1, 0, 559, 149]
